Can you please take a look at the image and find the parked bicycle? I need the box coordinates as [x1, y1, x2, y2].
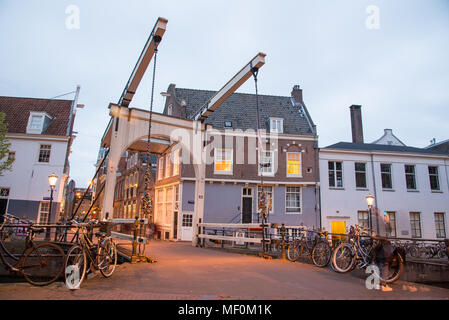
[0, 213, 65, 286]
[64, 220, 117, 289]
[287, 229, 332, 268]
[331, 225, 404, 283]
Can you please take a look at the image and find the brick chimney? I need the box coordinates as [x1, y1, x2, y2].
[350, 105, 364, 144]
[291, 85, 304, 104]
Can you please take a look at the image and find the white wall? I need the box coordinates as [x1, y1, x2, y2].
[320, 149, 449, 240]
[0, 136, 69, 204]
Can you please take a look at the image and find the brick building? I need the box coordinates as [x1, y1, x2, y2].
[154, 84, 320, 241]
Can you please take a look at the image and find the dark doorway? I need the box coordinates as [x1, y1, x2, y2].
[173, 211, 178, 239]
[242, 197, 252, 223]
[0, 198, 7, 223]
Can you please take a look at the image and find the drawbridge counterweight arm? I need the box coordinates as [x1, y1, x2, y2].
[118, 17, 168, 108]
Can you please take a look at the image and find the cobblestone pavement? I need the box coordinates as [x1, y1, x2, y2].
[1, 241, 448, 300]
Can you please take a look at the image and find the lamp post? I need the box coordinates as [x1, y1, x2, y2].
[45, 173, 58, 240]
[365, 194, 375, 232]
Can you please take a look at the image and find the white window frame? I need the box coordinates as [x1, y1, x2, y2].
[285, 186, 301, 214]
[26, 112, 52, 134]
[259, 150, 274, 176]
[37, 144, 51, 163]
[434, 212, 446, 238]
[37, 202, 50, 224]
[410, 212, 422, 238]
[405, 164, 417, 191]
[165, 154, 172, 178]
[214, 148, 233, 175]
[380, 163, 393, 190]
[286, 152, 302, 177]
[328, 161, 343, 188]
[269, 118, 283, 134]
[173, 149, 181, 176]
[158, 157, 164, 180]
[428, 166, 440, 191]
[357, 211, 369, 229]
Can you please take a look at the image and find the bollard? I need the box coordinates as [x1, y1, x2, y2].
[281, 223, 286, 260]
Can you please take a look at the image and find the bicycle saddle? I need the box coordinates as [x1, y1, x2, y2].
[95, 231, 107, 238]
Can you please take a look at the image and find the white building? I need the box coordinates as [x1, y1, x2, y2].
[320, 142, 449, 240]
[0, 90, 80, 224]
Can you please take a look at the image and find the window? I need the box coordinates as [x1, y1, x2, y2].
[287, 153, 301, 177]
[38, 144, 51, 163]
[435, 213, 446, 238]
[269, 118, 283, 133]
[405, 165, 416, 190]
[173, 149, 180, 176]
[328, 161, 343, 188]
[285, 187, 301, 214]
[214, 148, 233, 174]
[30, 115, 43, 130]
[428, 166, 440, 191]
[224, 121, 232, 128]
[355, 163, 367, 188]
[410, 212, 422, 238]
[167, 104, 173, 116]
[385, 212, 397, 237]
[381, 164, 392, 189]
[8, 152, 15, 161]
[165, 154, 172, 178]
[27, 112, 52, 134]
[259, 151, 274, 175]
[38, 202, 50, 224]
[156, 189, 164, 219]
[357, 211, 369, 229]
[182, 214, 193, 227]
[258, 186, 273, 214]
[158, 157, 164, 180]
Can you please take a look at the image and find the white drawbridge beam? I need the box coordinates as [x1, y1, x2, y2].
[192, 52, 266, 122]
[118, 17, 168, 107]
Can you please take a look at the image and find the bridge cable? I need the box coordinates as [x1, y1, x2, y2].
[251, 66, 269, 256]
[141, 35, 162, 224]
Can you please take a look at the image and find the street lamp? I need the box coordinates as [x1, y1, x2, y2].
[45, 173, 58, 240]
[365, 194, 375, 231]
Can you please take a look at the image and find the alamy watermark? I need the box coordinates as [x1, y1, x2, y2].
[65, 265, 81, 290]
[365, 265, 381, 290]
[65, 5, 80, 30]
[366, 5, 380, 30]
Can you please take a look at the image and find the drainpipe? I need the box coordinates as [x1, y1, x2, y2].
[370, 153, 379, 234]
[312, 125, 321, 229]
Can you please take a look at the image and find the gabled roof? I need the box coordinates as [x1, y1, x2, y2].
[324, 142, 448, 156]
[173, 88, 314, 136]
[0, 96, 73, 136]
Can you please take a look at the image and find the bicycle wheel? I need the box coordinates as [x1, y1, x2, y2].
[287, 243, 300, 262]
[373, 252, 404, 284]
[331, 243, 355, 273]
[312, 241, 331, 267]
[98, 238, 117, 278]
[65, 245, 87, 289]
[21, 243, 65, 286]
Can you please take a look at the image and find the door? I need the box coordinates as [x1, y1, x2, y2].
[180, 213, 193, 241]
[0, 199, 7, 224]
[242, 198, 252, 223]
[173, 211, 178, 239]
[331, 220, 346, 243]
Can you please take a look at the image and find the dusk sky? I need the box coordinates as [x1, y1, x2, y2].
[1, 0, 448, 187]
